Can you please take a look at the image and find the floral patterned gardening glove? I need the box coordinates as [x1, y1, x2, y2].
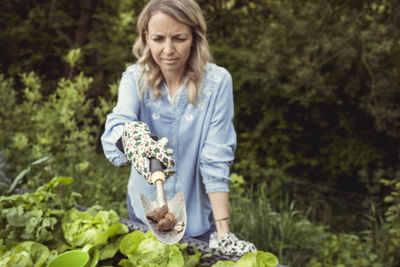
[121, 121, 175, 184]
[209, 231, 257, 257]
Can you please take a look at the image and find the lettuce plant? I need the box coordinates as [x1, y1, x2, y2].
[61, 206, 129, 261]
[62, 207, 128, 247]
[0, 241, 49, 267]
[0, 177, 79, 245]
[212, 251, 279, 267]
[119, 230, 201, 267]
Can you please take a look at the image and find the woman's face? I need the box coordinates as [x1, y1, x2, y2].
[146, 12, 193, 76]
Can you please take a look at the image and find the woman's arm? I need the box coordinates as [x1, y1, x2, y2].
[199, 68, 236, 237]
[208, 191, 230, 238]
[101, 66, 141, 166]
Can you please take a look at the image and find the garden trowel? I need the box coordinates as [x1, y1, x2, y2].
[140, 157, 187, 245]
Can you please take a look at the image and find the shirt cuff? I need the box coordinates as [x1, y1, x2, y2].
[111, 146, 129, 166]
[204, 181, 230, 193]
[109, 126, 129, 166]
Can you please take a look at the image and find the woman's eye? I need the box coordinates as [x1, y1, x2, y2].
[174, 37, 188, 42]
[151, 36, 188, 42]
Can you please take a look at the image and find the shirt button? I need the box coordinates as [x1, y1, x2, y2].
[172, 139, 176, 143]
[186, 114, 193, 121]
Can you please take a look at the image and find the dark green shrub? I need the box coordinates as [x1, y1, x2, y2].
[0, 50, 129, 216]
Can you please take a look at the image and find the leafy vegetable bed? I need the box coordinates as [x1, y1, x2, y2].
[117, 216, 238, 266]
[0, 177, 279, 266]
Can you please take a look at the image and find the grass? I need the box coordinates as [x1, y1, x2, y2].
[228, 176, 398, 267]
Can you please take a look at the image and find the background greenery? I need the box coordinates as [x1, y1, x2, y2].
[1, 0, 400, 266]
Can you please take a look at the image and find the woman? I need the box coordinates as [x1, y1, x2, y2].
[101, 0, 256, 256]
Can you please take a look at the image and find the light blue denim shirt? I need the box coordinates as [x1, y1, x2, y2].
[101, 63, 237, 237]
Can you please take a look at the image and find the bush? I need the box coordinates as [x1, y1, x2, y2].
[229, 174, 400, 267]
[0, 50, 129, 216]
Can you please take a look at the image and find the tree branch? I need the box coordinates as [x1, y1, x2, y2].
[48, 0, 73, 48]
[74, 0, 98, 46]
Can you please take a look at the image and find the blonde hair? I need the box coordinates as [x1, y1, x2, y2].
[132, 0, 212, 105]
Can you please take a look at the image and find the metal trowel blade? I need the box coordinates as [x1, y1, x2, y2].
[141, 191, 187, 245]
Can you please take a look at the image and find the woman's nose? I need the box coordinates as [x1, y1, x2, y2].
[163, 39, 174, 54]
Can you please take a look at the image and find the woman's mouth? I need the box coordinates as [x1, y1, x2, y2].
[163, 58, 178, 64]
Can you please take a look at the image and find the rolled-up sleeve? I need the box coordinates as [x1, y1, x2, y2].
[199, 71, 237, 193]
[101, 67, 141, 167]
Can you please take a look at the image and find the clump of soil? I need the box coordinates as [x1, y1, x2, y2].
[146, 205, 184, 232]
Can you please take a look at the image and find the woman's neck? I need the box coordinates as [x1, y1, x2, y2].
[162, 69, 185, 96]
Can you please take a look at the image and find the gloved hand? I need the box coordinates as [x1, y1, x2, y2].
[209, 231, 257, 257]
[121, 121, 175, 184]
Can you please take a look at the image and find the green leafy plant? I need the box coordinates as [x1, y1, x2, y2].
[212, 251, 279, 267]
[61, 206, 129, 261]
[0, 241, 49, 267]
[308, 232, 387, 267]
[229, 174, 325, 266]
[0, 54, 129, 216]
[8, 157, 50, 194]
[118, 230, 201, 267]
[0, 177, 80, 245]
[0, 150, 11, 195]
[62, 206, 129, 248]
[382, 176, 400, 257]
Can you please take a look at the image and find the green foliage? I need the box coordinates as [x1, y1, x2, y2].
[382, 176, 400, 254]
[0, 177, 79, 245]
[204, 0, 400, 201]
[308, 233, 385, 267]
[64, 48, 82, 68]
[85, 0, 146, 84]
[0, 150, 11, 195]
[8, 157, 50, 194]
[229, 174, 399, 266]
[0, 60, 129, 216]
[118, 230, 202, 266]
[62, 207, 128, 248]
[229, 175, 325, 266]
[212, 251, 279, 267]
[0, 241, 49, 267]
[120, 232, 190, 266]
